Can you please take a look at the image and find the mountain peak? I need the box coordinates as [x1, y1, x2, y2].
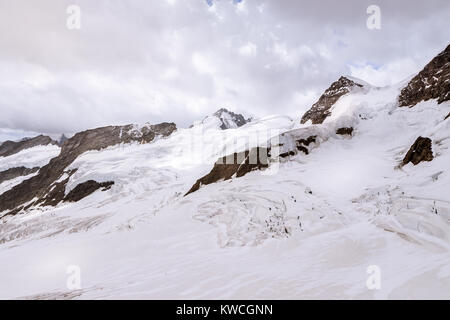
[199, 108, 251, 130]
[300, 76, 364, 125]
[58, 134, 68, 146]
[213, 107, 231, 115]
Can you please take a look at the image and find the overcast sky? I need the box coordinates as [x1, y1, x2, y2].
[0, 0, 449, 140]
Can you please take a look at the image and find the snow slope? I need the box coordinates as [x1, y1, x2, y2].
[0, 144, 61, 172]
[0, 83, 449, 299]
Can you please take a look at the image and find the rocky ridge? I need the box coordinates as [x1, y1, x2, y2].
[0, 122, 177, 216]
[399, 44, 450, 107]
[0, 135, 58, 158]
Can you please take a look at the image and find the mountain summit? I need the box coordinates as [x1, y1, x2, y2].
[200, 108, 251, 130]
[300, 76, 365, 124]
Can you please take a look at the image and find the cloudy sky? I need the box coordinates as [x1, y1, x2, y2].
[0, 0, 449, 140]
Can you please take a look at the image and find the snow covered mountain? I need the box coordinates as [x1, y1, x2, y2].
[0, 122, 176, 215]
[194, 107, 251, 130]
[0, 44, 449, 299]
[0, 135, 58, 158]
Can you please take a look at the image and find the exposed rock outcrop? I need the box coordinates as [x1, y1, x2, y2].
[402, 137, 433, 166]
[336, 127, 354, 136]
[398, 44, 450, 107]
[295, 135, 317, 155]
[301, 76, 363, 124]
[0, 122, 177, 215]
[185, 127, 327, 196]
[0, 135, 58, 158]
[185, 147, 269, 195]
[64, 180, 114, 202]
[37, 169, 77, 207]
[0, 166, 40, 185]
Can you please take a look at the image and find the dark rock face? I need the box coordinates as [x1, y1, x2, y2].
[279, 150, 296, 158]
[185, 132, 320, 196]
[185, 147, 269, 195]
[64, 180, 114, 203]
[399, 44, 450, 107]
[402, 137, 434, 166]
[301, 76, 363, 124]
[445, 112, 450, 121]
[37, 169, 77, 207]
[0, 166, 40, 185]
[0, 122, 177, 215]
[0, 135, 58, 158]
[336, 127, 354, 135]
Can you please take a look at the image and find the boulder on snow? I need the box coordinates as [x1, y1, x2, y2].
[402, 137, 434, 166]
[336, 127, 354, 136]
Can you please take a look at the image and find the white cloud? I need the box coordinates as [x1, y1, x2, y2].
[0, 0, 448, 135]
[192, 52, 217, 75]
[235, 1, 249, 15]
[349, 58, 420, 87]
[0, 128, 39, 143]
[239, 42, 257, 57]
[162, 67, 180, 80]
[291, 89, 320, 116]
